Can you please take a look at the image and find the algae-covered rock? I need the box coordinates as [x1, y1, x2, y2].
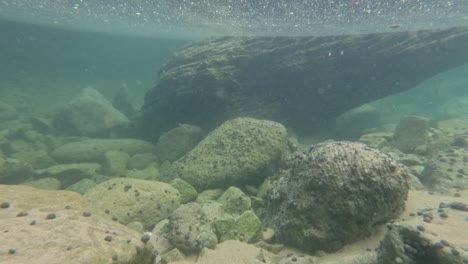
[23, 177, 62, 190]
[53, 87, 129, 137]
[66, 178, 97, 195]
[231, 210, 262, 243]
[103, 150, 129, 176]
[36, 163, 101, 188]
[125, 163, 160, 181]
[163, 202, 218, 252]
[160, 248, 186, 263]
[84, 178, 180, 229]
[217, 186, 251, 215]
[11, 150, 57, 169]
[51, 138, 155, 164]
[0, 185, 149, 264]
[156, 124, 203, 162]
[196, 189, 225, 203]
[421, 147, 468, 192]
[127, 153, 159, 170]
[264, 141, 409, 253]
[392, 115, 429, 153]
[171, 117, 287, 190]
[0, 157, 34, 184]
[170, 178, 198, 204]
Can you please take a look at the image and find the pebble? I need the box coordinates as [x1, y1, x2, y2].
[104, 235, 113, 242]
[9, 248, 16, 254]
[141, 232, 152, 244]
[416, 225, 425, 232]
[1, 202, 11, 209]
[66, 245, 73, 251]
[112, 254, 118, 261]
[439, 212, 449, 219]
[46, 213, 57, 219]
[30, 220, 37, 225]
[82, 212, 92, 217]
[449, 202, 468, 212]
[16, 211, 28, 217]
[124, 184, 132, 192]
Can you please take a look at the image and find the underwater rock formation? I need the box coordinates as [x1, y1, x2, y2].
[168, 117, 288, 191]
[140, 27, 468, 138]
[264, 141, 409, 253]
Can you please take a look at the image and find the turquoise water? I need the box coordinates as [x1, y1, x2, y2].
[1, 1, 468, 264]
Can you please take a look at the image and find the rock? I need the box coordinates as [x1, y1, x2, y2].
[392, 115, 429, 153]
[155, 124, 204, 162]
[420, 147, 468, 192]
[50, 138, 155, 164]
[112, 86, 136, 118]
[438, 118, 468, 135]
[264, 141, 409, 253]
[66, 178, 97, 195]
[231, 210, 262, 243]
[11, 150, 57, 169]
[103, 150, 129, 176]
[23, 177, 62, 190]
[53, 87, 129, 137]
[0, 101, 17, 123]
[160, 248, 186, 263]
[36, 163, 101, 188]
[125, 164, 160, 181]
[127, 153, 159, 170]
[163, 202, 218, 252]
[0, 185, 151, 264]
[335, 104, 381, 140]
[378, 203, 468, 264]
[196, 189, 225, 203]
[84, 178, 180, 229]
[171, 117, 287, 191]
[359, 132, 392, 150]
[170, 178, 198, 204]
[217, 186, 251, 215]
[139, 28, 468, 138]
[0, 157, 34, 184]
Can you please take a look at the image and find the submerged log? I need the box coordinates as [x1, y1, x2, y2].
[140, 27, 468, 138]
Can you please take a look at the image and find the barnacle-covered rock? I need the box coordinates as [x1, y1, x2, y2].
[264, 141, 409, 253]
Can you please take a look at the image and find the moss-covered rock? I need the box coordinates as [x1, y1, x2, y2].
[23, 177, 62, 190]
[103, 150, 129, 176]
[156, 124, 203, 162]
[11, 150, 56, 169]
[231, 210, 262, 243]
[128, 153, 159, 170]
[125, 163, 160, 181]
[217, 186, 251, 215]
[160, 248, 186, 263]
[84, 178, 180, 229]
[66, 178, 97, 195]
[36, 163, 101, 188]
[171, 117, 287, 191]
[196, 189, 225, 203]
[170, 178, 198, 203]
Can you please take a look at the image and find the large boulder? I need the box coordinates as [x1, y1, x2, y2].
[53, 87, 129, 137]
[50, 138, 156, 164]
[139, 28, 468, 138]
[170, 117, 288, 191]
[0, 185, 151, 264]
[84, 178, 181, 229]
[264, 141, 409, 253]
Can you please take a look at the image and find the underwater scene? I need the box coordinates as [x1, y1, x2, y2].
[1, 1, 468, 263]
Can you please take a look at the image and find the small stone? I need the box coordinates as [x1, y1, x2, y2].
[46, 213, 57, 219]
[454, 193, 461, 197]
[82, 212, 92, 217]
[16, 211, 28, 217]
[30, 220, 37, 225]
[416, 225, 425, 232]
[104, 235, 113, 242]
[433, 241, 445, 250]
[124, 184, 132, 191]
[112, 254, 119, 261]
[112, 215, 118, 221]
[141, 232, 152, 244]
[1, 202, 11, 208]
[9, 248, 16, 254]
[451, 248, 460, 256]
[64, 205, 72, 209]
[439, 212, 449, 219]
[291, 256, 298, 261]
[66, 245, 73, 251]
